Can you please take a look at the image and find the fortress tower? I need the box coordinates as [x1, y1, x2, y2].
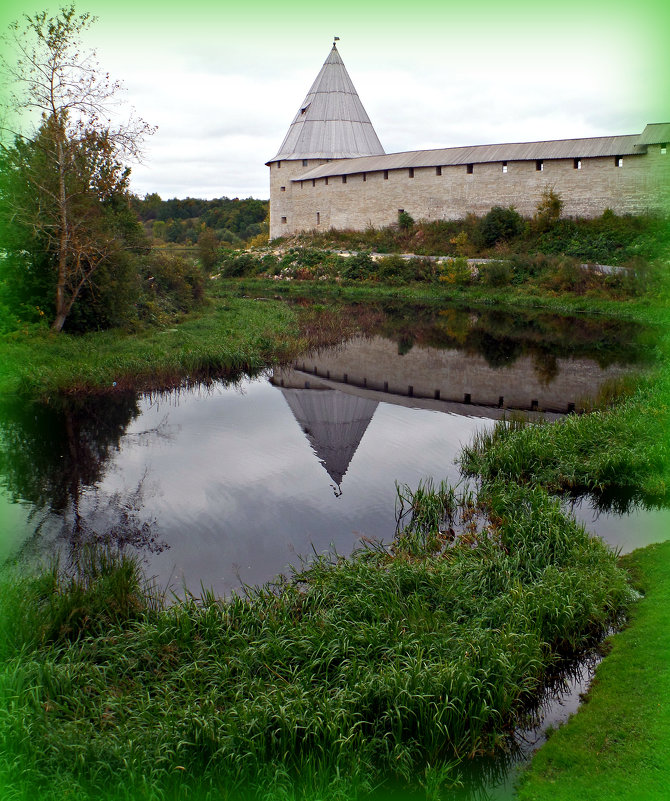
[267, 47, 670, 239]
[266, 42, 385, 239]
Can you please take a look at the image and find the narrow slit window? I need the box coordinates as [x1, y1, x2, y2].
[408, 168, 414, 178]
[277, 161, 281, 169]
[342, 175, 347, 183]
[574, 158, 582, 170]
[502, 162, 508, 174]
[615, 156, 623, 167]
[661, 143, 667, 154]
[316, 212, 320, 225]
[311, 179, 315, 187]
[436, 166, 442, 176]
[466, 163, 473, 174]
[281, 216, 287, 224]
[363, 172, 367, 182]
[383, 170, 389, 180]
[325, 177, 329, 186]
[536, 160, 543, 171]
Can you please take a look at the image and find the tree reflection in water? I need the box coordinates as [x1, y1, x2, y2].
[0, 393, 168, 559]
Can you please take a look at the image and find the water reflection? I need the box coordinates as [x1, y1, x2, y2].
[280, 388, 378, 494]
[0, 394, 166, 561]
[305, 300, 655, 375]
[0, 393, 140, 514]
[0, 301, 663, 593]
[0, 302, 666, 799]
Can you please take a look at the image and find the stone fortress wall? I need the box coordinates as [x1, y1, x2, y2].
[270, 143, 670, 239]
[267, 44, 670, 240]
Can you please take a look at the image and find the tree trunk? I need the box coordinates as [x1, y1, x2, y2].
[51, 135, 69, 333]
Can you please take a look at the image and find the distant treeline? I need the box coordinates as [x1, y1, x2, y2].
[131, 193, 269, 245]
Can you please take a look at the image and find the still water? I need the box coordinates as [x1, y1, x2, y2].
[1, 301, 668, 595]
[1, 301, 668, 799]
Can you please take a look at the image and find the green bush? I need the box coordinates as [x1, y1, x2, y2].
[532, 187, 563, 233]
[219, 251, 265, 278]
[342, 250, 375, 280]
[438, 257, 473, 286]
[143, 253, 205, 316]
[376, 255, 436, 284]
[478, 260, 514, 287]
[477, 206, 526, 247]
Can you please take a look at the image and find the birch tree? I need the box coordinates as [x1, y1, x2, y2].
[0, 5, 155, 331]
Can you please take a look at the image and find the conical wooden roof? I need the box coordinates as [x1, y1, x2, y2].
[269, 43, 385, 162]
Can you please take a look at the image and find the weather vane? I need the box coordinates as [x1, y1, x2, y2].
[333, 36, 340, 46]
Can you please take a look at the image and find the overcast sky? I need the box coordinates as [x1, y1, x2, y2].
[2, 0, 668, 201]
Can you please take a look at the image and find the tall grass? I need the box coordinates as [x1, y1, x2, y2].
[0, 296, 301, 396]
[0, 482, 633, 800]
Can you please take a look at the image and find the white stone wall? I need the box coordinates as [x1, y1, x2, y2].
[270, 144, 670, 237]
[269, 158, 329, 239]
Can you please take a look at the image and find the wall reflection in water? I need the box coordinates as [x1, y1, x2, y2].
[0, 302, 662, 595]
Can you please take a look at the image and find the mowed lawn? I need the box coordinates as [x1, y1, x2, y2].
[518, 539, 670, 801]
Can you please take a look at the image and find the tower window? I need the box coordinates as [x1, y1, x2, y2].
[383, 170, 389, 180]
[408, 168, 414, 178]
[302, 159, 308, 166]
[536, 160, 543, 171]
[342, 175, 347, 183]
[615, 156, 623, 167]
[502, 162, 508, 174]
[574, 158, 582, 170]
[661, 144, 667, 154]
[436, 166, 442, 176]
[280, 186, 286, 192]
[281, 216, 287, 224]
[312, 179, 315, 187]
[277, 161, 281, 169]
[466, 163, 473, 174]
[325, 177, 329, 186]
[363, 172, 367, 181]
[316, 212, 320, 225]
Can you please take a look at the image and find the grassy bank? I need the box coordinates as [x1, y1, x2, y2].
[0, 296, 301, 396]
[3, 275, 663, 398]
[0, 482, 634, 801]
[215, 276, 668, 327]
[517, 539, 670, 801]
[459, 366, 670, 511]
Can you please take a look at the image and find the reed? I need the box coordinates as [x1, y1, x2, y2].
[0, 481, 632, 800]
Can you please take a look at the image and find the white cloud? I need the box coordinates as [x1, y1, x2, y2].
[53, 3, 665, 200]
